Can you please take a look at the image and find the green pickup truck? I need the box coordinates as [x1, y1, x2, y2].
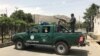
[12, 25, 86, 55]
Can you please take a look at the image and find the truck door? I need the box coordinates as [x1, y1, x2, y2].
[27, 26, 40, 44]
[39, 26, 53, 44]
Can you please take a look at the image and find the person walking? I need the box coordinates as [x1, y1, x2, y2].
[70, 13, 76, 33]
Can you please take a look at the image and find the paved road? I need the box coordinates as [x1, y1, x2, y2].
[0, 36, 100, 56]
[0, 46, 88, 56]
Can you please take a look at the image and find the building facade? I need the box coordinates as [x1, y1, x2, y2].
[94, 13, 100, 35]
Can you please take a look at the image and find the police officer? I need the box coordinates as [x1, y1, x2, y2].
[70, 13, 76, 33]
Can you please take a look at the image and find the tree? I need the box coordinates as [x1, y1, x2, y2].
[10, 9, 35, 33]
[10, 10, 25, 20]
[1, 14, 7, 17]
[14, 19, 27, 32]
[25, 13, 33, 23]
[83, 3, 100, 32]
[0, 17, 14, 43]
[0, 17, 13, 26]
[10, 10, 33, 23]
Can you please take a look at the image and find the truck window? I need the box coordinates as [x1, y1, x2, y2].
[31, 27, 39, 33]
[42, 26, 50, 33]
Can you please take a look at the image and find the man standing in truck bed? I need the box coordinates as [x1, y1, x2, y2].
[70, 13, 76, 33]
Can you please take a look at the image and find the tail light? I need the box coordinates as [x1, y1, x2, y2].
[79, 35, 84, 43]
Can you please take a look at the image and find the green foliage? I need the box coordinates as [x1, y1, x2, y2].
[10, 10, 33, 23]
[0, 9, 35, 35]
[0, 10, 35, 41]
[0, 14, 7, 17]
[0, 17, 13, 26]
[27, 23, 36, 28]
[0, 17, 27, 26]
[10, 10, 25, 20]
[14, 19, 27, 26]
[84, 3, 99, 20]
[25, 13, 33, 23]
[75, 22, 80, 29]
[83, 3, 100, 32]
[82, 21, 88, 28]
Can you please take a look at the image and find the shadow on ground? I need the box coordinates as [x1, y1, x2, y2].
[67, 49, 88, 56]
[21, 46, 88, 56]
[97, 42, 100, 45]
[24, 46, 55, 54]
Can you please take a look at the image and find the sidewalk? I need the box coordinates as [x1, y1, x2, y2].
[86, 35, 100, 56]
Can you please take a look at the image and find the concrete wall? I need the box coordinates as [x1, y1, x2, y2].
[94, 13, 100, 35]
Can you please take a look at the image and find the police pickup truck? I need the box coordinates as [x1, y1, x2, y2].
[12, 25, 86, 55]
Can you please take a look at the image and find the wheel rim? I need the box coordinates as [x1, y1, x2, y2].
[16, 41, 22, 49]
[57, 44, 65, 54]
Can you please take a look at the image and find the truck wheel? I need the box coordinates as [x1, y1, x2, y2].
[55, 42, 69, 55]
[15, 40, 25, 50]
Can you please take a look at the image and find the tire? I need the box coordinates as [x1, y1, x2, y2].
[55, 42, 69, 55]
[15, 40, 25, 50]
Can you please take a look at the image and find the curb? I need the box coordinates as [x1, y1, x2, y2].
[0, 42, 13, 48]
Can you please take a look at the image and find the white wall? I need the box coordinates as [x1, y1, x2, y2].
[94, 14, 100, 35]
